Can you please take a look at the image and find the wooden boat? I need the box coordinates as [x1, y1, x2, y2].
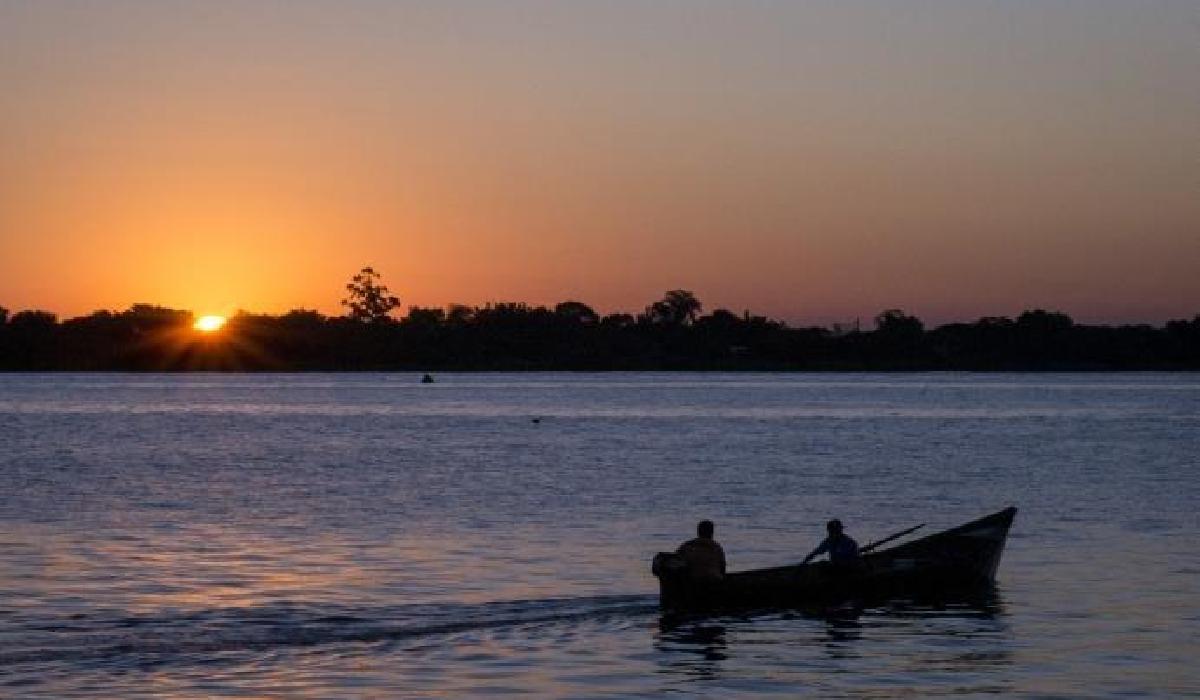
[652, 507, 1016, 612]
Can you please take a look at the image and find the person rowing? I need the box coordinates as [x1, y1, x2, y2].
[802, 519, 860, 566]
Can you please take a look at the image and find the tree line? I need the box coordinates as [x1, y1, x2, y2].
[1, 268, 1197, 371]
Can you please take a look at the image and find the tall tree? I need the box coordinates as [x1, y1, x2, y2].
[342, 267, 401, 323]
[645, 290, 702, 326]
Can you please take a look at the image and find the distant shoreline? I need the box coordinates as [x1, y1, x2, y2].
[3, 367, 1198, 374]
[3, 303, 1197, 372]
[3, 370, 1199, 374]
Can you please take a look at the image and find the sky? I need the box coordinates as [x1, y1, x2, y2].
[1, 1, 1197, 325]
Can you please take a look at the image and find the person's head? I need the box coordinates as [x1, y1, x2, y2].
[826, 519, 844, 535]
[697, 520, 715, 539]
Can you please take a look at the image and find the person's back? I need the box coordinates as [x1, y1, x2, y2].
[677, 520, 726, 582]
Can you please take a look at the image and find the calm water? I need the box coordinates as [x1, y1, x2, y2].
[1, 373, 1198, 697]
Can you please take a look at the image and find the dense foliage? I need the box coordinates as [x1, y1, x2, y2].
[1, 297, 1196, 371]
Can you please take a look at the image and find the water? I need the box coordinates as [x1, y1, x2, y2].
[1, 372, 1197, 697]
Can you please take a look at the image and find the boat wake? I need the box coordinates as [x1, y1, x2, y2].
[0, 594, 660, 669]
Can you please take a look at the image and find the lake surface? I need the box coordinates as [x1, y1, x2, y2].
[1, 372, 1198, 697]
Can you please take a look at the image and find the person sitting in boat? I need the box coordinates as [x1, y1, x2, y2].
[802, 519, 860, 565]
[676, 520, 726, 581]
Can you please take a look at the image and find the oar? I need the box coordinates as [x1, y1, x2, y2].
[858, 523, 925, 555]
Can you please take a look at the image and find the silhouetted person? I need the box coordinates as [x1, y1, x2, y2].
[677, 520, 726, 581]
[802, 519, 860, 565]
[421, 374, 434, 383]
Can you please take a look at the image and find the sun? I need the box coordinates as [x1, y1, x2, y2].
[193, 315, 227, 332]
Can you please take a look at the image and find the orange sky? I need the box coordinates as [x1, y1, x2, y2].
[2, 1, 1197, 325]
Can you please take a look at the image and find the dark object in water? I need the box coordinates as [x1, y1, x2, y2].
[651, 507, 1016, 612]
[421, 374, 435, 384]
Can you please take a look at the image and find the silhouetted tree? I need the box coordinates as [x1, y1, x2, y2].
[644, 290, 702, 325]
[342, 267, 401, 323]
[978, 316, 1014, 328]
[1167, 315, 1200, 340]
[121, 304, 191, 331]
[600, 313, 635, 328]
[0, 310, 58, 370]
[1166, 315, 1200, 366]
[874, 309, 924, 337]
[555, 301, 599, 325]
[696, 308, 742, 331]
[1008, 309, 1076, 367]
[0, 306, 8, 325]
[281, 309, 326, 326]
[1016, 309, 1073, 333]
[404, 307, 446, 328]
[446, 304, 475, 326]
[9, 310, 57, 328]
[864, 309, 927, 368]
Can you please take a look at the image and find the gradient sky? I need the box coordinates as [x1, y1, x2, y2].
[2, 1, 1197, 325]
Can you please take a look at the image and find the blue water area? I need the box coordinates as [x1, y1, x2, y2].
[1, 372, 1197, 697]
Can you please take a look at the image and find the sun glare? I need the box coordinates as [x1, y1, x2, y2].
[193, 315, 227, 332]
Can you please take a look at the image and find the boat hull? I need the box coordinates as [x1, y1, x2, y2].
[652, 507, 1016, 612]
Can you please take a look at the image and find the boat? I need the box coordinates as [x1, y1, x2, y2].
[651, 507, 1016, 612]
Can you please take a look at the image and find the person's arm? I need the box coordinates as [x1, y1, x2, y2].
[802, 538, 829, 564]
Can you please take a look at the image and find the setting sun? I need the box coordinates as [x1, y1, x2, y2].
[193, 315, 227, 332]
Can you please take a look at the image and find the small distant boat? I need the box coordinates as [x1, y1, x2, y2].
[652, 507, 1016, 612]
[421, 374, 435, 384]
